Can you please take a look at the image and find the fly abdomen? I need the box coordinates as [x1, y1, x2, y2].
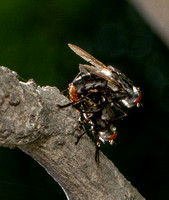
[72, 73, 107, 95]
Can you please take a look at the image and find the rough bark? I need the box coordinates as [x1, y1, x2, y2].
[0, 66, 145, 200]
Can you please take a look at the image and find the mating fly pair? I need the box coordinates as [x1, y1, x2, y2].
[59, 43, 142, 162]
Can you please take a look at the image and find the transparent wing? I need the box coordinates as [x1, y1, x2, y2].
[79, 64, 122, 89]
[68, 43, 122, 87]
[68, 43, 108, 69]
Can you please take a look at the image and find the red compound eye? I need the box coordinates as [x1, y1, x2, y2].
[109, 131, 117, 141]
[69, 84, 79, 101]
[134, 92, 142, 106]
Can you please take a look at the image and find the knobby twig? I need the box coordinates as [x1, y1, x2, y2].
[0, 66, 145, 200]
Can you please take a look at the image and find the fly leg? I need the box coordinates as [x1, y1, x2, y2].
[57, 98, 82, 109]
[75, 131, 86, 145]
[75, 125, 93, 145]
[57, 89, 70, 108]
[95, 142, 101, 163]
[113, 101, 128, 120]
[75, 113, 91, 145]
[60, 88, 69, 94]
[57, 101, 74, 108]
[75, 123, 93, 144]
[57, 93, 93, 109]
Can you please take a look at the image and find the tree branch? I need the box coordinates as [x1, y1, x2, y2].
[0, 66, 145, 200]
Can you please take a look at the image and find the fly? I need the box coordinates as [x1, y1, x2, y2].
[59, 43, 142, 162]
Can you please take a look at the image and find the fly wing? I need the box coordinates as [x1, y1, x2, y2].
[68, 43, 122, 87]
[68, 43, 108, 69]
[79, 64, 122, 89]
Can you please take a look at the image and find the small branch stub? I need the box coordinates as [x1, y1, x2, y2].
[0, 66, 145, 200]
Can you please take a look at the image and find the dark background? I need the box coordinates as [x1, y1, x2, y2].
[0, 0, 169, 199]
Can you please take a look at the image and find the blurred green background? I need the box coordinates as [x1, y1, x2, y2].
[0, 0, 169, 199]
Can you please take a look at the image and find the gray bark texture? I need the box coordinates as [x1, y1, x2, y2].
[0, 66, 145, 200]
